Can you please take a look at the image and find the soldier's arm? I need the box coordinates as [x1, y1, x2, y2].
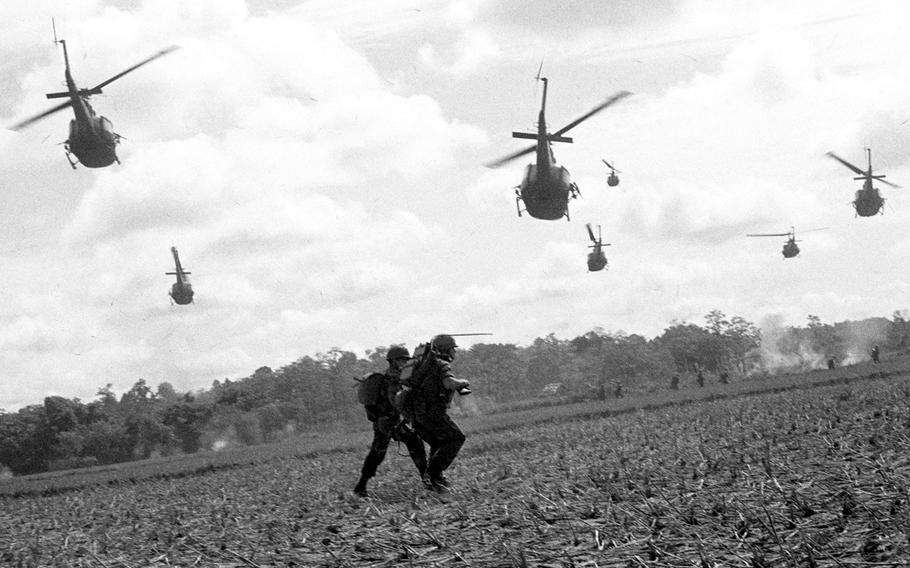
[438, 360, 470, 391]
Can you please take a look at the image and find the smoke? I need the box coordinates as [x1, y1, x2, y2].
[749, 314, 890, 374]
[455, 392, 482, 416]
[839, 317, 889, 365]
[749, 314, 827, 374]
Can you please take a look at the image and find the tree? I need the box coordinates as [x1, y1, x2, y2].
[887, 310, 910, 351]
[156, 382, 180, 403]
[458, 343, 527, 401]
[162, 400, 213, 453]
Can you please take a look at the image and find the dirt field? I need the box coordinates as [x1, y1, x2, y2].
[3, 369, 910, 567]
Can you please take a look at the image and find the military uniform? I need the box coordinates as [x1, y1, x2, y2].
[411, 352, 468, 491]
[355, 360, 427, 496]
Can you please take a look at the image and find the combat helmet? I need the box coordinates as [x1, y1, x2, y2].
[431, 334, 457, 352]
[386, 345, 411, 361]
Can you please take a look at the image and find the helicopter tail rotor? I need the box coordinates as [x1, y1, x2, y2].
[586, 223, 597, 243]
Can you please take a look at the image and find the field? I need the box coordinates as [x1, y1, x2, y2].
[3, 361, 910, 567]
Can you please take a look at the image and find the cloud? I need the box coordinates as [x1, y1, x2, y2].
[419, 29, 500, 75]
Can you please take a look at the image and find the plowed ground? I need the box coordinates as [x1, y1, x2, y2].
[4, 373, 910, 567]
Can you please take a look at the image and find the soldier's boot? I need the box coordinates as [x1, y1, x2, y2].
[426, 474, 450, 493]
[353, 477, 369, 497]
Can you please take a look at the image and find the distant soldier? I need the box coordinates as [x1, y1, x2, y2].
[411, 334, 471, 493]
[613, 381, 623, 398]
[354, 346, 428, 497]
[827, 358, 836, 370]
[696, 370, 705, 387]
[871, 345, 880, 364]
[719, 370, 729, 384]
[670, 374, 680, 390]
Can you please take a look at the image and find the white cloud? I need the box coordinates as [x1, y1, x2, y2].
[3, 0, 910, 410]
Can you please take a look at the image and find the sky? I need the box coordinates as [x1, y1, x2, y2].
[0, 0, 908, 410]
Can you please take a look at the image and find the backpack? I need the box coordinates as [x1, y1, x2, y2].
[392, 343, 434, 415]
[356, 372, 386, 406]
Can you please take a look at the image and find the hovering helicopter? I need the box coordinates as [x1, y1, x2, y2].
[166, 247, 194, 305]
[485, 70, 630, 221]
[11, 23, 178, 169]
[602, 159, 621, 187]
[826, 148, 900, 217]
[746, 226, 829, 258]
[585, 223, 611, 271]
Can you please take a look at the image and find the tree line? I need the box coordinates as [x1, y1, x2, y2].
[2, 310, 907, 476]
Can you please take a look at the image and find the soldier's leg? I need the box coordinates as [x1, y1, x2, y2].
[355, 427, 392, 495]
[413, 420, 443, 468]
[395, 423, 428, 477]
[422, 414, 465, 480]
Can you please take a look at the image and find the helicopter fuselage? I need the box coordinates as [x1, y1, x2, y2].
[782, 239, 799, 258]
[167, 247, 194, 305]
[587, 248, 607, 271]
[67, 111, 119, 168]
[54, 49, 120, 168]
[518, 161, 576, 220]
[853, 185, 884, 217]
[170, 281, 194, 305]
[515, 83, 577, 220]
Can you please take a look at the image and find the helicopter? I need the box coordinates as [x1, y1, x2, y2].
[585, 223, 611, 271]
[602, 159, 621, 187]
[11, 23, 178, 169]
[166, 247, 194, 305]
[746, 226, 829, 258]
[485, 71, 630, 221]
[826, 148, 900, 217]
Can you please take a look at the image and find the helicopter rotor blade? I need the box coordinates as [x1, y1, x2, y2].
[825, 151, 865, 176]
[10, 99, 73, 131]
[798, 226, 830, 234]
[601, 159, 621, 173]
[879, 178, 901, 189]
[484, 144, 536, 169]
[90, 45, 180, 92]
[746, 232, 790, 238]
[586, 223, 596, 243]
[552, 91, 631, 137]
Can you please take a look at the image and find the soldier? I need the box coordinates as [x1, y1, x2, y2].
[411, 334, 471, 493]
[354, 345, 428, 497]
[670, 373, 680, 390]
[871, 345, 880, 364]
[696, 370, 705, 387]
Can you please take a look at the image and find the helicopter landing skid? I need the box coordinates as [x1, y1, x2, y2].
[515, 189, 524, 217]
[63, 150, 78, 170]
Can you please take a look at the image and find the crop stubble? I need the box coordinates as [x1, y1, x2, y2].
[3, 373, 910, 567]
